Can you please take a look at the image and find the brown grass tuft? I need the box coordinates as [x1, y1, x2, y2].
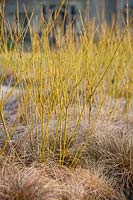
[83, 118, 133, 199]
[0, 164, 61, 200]
[0, 163, 125, 200]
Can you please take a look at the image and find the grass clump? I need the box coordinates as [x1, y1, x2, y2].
[0, 162, 126, 200]
[81, 117, 133, 199]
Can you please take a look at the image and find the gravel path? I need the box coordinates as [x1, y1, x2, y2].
[0, 85, 20, 99]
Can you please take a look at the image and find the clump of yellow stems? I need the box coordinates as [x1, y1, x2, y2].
[0, 3, 133, 166]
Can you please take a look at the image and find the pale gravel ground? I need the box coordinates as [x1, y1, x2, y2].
[0, 85, 20, 99]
